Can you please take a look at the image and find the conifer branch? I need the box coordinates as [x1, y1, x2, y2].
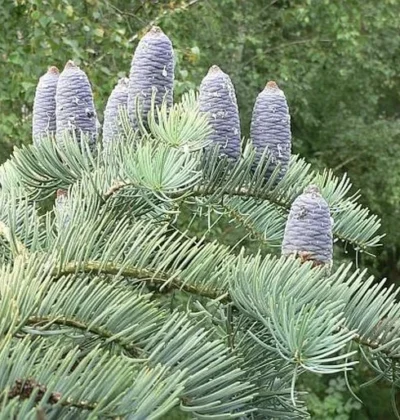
[25, 315, 142, 358]
[104, 182, 284, 206]
[353, 332, 386, 353]
[54, 260, 225, 301]
[223, 202, 267, 244]
[8, 377, 97, 411]
[104, 180, 130, 199]
[52, 261, 400, 358]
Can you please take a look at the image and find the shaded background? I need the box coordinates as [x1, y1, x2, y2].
[1, 0, 400, 417]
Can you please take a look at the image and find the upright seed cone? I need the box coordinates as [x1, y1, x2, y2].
[56, 60, 97, 147]
[55, 189, 71, 229]
[102, 78, 129, 149]
[282, 185, 333, 267]
[127, 26, 174, 128]
[250, 81, 291, 180]
[32, 66, 59, 145]
[198, 65, 241, 160]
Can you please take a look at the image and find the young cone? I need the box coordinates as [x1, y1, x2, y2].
[250, 81, 291, 179]
[127, 26, 174, 128]
[32, 66, 59, 145]
[198, 65, 241, 160]
[282, 185, 333, 267]
[55, 189, 71, 229]
[56, 60, 98, 147]
[102, 77, 129, 149]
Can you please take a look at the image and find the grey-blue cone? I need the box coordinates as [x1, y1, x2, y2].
[56, 60, 98, 147]
[127, 26, 174, 128]
[250, 81, 291, 179]
[282, 185, 333, 267]
[103, 77, 129, 149]
[32, 66, 59, 145]
[198, 65, 241, 160]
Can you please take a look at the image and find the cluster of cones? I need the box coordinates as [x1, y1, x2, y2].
[32, 26, 333, 269]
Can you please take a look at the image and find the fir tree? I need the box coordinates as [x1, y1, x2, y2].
[0, 26, 397, 419]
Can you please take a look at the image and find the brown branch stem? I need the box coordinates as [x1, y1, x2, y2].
[8, 377, 97, 411]
[54, 260, 226, 302]
[104, 181, 289, 209]
[25, 314, 142, 358]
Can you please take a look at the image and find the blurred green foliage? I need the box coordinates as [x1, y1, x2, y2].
[301, 375, 363, 420]
[1, 0, 400, 417]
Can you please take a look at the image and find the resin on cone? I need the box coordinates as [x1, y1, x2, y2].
[56, 61, 98, 147]
[198, 65, 241, 160]
[250, 81, 291, 179]
[282, 185, 333, 267]
[127, 26, 174, 128]
[32, 66, 59, 145]
[103, 77, 129, 149]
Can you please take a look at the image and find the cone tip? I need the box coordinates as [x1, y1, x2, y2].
[147, 26, 164, 36]
[118, 77, 129, 86]
[56, 189, 68, 198]
[304, 184, 321, 195]
[47, 66, 59, 75]
[64, 60, 77, 70]
[265, 81, 280, 90]
[208, 65, 222, 75]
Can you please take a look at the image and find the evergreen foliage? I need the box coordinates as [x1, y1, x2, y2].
[0, 23, 398, 419]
